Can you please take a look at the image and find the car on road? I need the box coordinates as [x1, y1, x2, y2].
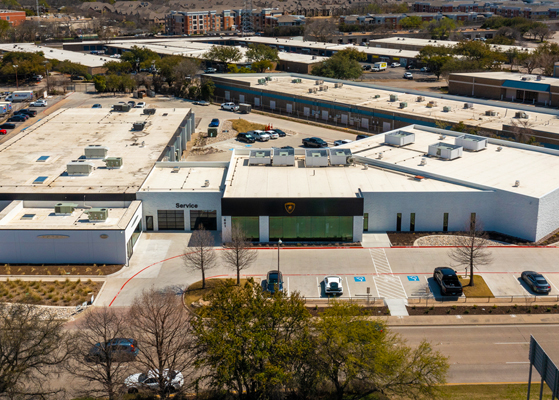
[92, 104, 102, 108]
[193, 100, 210, 106]
[0, 129, 7, 135]
[403, 72, 413, 80]
[135, 102, 146, 108]
[125, 369, 184, 394]
[433, 267, 463, 296]
[356, 134, 370, 140]
[16, 109, 37, 117]
[204, 67, 217, 73]
[265, 130, 279, 139]
[86, 338, 139, 363]
[334, 139, 353, 146]
[237, 132, 256, 143]
[271, 128, 287, 137]
[248, 130, 270, 141]
[391, 62, 401, 68]
[324, 276, 344, 295]
[0, 123, 15, 130]
[209, 118, 220, 127]
[302, 137, 327, 148]
[266, 270, 283, 294]
[221, 102, 239, 112]
[8, 115, 27, 122]
[30, 99, 47, 107]
[521, 271, 551, 294]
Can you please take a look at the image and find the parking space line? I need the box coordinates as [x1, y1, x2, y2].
[287, 277, 290, 295]
[546, 275, 559, 293]
[316, 276, 320, 297]
[345, 277, 351, 298]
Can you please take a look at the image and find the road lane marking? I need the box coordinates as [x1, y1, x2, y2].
[316, 276, 320, 297]
[495, 342, 529, 345]
[287, 277, 290, 295]
[506, 362, 530, 364]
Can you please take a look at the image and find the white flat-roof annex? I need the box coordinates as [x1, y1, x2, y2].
[0, 43, 113, 67]
[0, 107, 189, 196]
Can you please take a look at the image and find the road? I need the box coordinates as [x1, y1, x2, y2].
[393, 324, 559, 383]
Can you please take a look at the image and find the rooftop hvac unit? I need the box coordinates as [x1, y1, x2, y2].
[86, 208, 109, 222]
[334, 82, 344, 88]
[143, 108, 156, 115]
[485, 110, 497, 116]
[312, 88, 318, 94]
[521, 76, 531, 81]
[319, 85, 324, 91]
[417, 96, 425, 102]
[208, 127, 218, 137]
[315, 79, 324, 85]
[104, 157, 123, 168]
[329, 148, 352, 166]
[273, 147, 295, 166]
[133, 121, 146, 131]
[515, 111, 529, 119]
[443, 106, 451, 112]
[292, 78, 302, 83]
[427, 101, 437, 108]
[323, 85, 328, 91]
[265, 76, 272, 81]
[249, 149, 272, 165]
[455, 134, 488, 151]
[54, 202, 77, 214]
[374, 94, 381, 99]
[304, 149, 329, 167]
[67, 160, 94, 176]
[84, 145, 108, 159]
[389, 94, 398, 102]
[385, 130, 415, 146]
[464, 102, 473, 109]
[257, 78, 266, 85]
[537, 75, 542, 81]
[400, 102, 408, 109]
[428, 143, 463, 160]
[113, 104, 131, 112]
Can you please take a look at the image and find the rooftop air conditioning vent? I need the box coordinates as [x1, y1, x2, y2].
[67, 161, 94, 176]
[55, 203, 77, 214]
[443, 106, 451, 112]
[455, 134, 488, 151]
[104, 157, 123, 169]
[428, 143, 463, 160]
[464, 102, 473, 109]
[514, 180, 520, 187]
[427, 101, 437, 108]
[204, 180, 210, 187]
[389, 94, 398, 102]
[537, 75, 542, 81]
[315, 79, 324, 85]
[385, 130, 415, 146]
[486, 110, 497, 116]
[329, 148, 352, 165]
[417, 96, 425, 102]
[86, 208, 109, 222]
[400, 102, 407, 108]
[515, 111, 529, 119]
[334, 82, 344, 88]
[143, 108, 156, 115]
[420, 159, 427, 166]
[84, 145, 108, 159]
[133, 121, 147, 131]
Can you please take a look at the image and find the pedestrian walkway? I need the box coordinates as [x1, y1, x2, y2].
[370, 249, 409, 316]
[361, 233, 392, 247]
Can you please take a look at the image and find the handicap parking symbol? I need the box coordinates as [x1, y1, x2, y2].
[407, 276, 420, 282]
[354, 276, 366, 282]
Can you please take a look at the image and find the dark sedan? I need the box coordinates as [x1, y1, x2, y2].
[266, 270, 283, 294]
[0, 123, 15, 129]
[86, 338, 139, 363]
[302, 137, 327, 148]
[8, 115, 27, 122]
[272, 128, 287, 137]
[521, 271, 551, 294]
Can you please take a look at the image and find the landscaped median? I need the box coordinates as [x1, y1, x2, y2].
[0, 264, 122, 276]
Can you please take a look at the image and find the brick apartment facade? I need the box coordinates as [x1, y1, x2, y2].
[0, 10, 26, 26]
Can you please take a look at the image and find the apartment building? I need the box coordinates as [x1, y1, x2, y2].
[0, 10, 26, 26]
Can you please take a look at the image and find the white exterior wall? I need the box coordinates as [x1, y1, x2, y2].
[535, 187, 559, 241]
[492, 190, 539, 241]
[222, 216, 232, 242]
[136, 191, 223, 231]
[353, 215, 363, 242]
[0, 229, 127, 264]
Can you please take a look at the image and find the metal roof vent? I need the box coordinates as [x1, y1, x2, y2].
[514, 180, 520, 187]
[497, 146, 503, 152]
[420, 158, 427, 166]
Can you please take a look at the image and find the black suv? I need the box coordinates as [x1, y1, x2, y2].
[86, 338, 139, 363]
[237, 132, 255, 143]
[272, 128, 287, 137]
[433, 267, 463, 296]
[0, 123, 16, 129]
[15, 109, 37, 117]
[8, 115, 27, 122]
[356, 134, 370, 140]
[302, 137, 327, 148]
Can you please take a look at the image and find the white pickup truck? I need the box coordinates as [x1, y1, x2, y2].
[221, 102, 239, 112]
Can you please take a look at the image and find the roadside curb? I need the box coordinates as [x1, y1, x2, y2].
[386, 314, 559, 327]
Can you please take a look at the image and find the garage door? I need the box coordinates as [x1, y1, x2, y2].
[322, 110, 328, 121]
[341, 114, 348, 124]
[225, 91, 230, 101]
[255, 98, 260, 106]
[361, 118, 369, 129]
[304, 107, 310, 116]
[270, 100, 276, 110]
[239, 94, 245, 103]
[286, 104, 292, 113]
[190, 210, 217, 230]
[157, 210, 185, 230]
[383, 122, 392, 132]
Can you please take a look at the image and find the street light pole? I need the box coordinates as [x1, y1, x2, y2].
[277, 239, 282, 274]
[13, 64, 18, 90]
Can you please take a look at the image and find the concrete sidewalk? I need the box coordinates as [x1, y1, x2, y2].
[387, 313, 559, 326]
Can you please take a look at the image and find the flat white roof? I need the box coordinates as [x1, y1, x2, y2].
[347, 126, 559, 198]
[141, 163, 227, 191]
[217, 73, 559, 133]
[224, 149, 478, 198]
[0, 108, 189, 195]
[450, 71, 559, 84]
[370, 37, 535, 54]
[0, 43, 113, 67]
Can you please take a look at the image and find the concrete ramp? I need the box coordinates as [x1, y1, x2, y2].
[362, 233, 392, 248]
[385, 299, 409, 317]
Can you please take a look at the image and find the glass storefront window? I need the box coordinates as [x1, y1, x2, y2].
[270, 216, 353, 241]
[231, 217, 259, 241]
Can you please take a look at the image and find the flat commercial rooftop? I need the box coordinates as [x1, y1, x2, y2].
[0, 43, 113, 67]
[346, 126, 559, 198]
[224, 149, 478, 198]
[370, 37, 535, 54]
[0, 200, 141, 230]
[0, 108, 189, 196]
[217, 73, 558, 133]
[450, 71, 559, 84]
[141, 163, 227, 192]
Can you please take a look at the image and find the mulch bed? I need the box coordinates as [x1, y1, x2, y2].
[0, 279, 104, 306]
[387, 231, 533, 246]
[0, 264, 123, 276]
[407, 304, 559, 315]
[306, 306, 390, 317]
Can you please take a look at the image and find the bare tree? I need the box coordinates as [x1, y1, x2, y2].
[529, 25, 553, 43]
[510, 118, 536, 143]
[222, 224, 258, 285]
[304, 18, 338, 43]
[127, 289, 195, 399]
[67, 307, 133, 400]
[183, 227, 218, 289]
[0, 303, 71, 399]
[448, 219, 492, 287]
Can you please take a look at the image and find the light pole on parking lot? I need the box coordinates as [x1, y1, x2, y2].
[13, 64, 18, 90]
[277, 239, 282, 274]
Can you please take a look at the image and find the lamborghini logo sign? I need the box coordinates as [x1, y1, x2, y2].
[284, 202, 295, 214]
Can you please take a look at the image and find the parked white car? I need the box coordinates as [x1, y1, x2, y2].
[266, 130, 279, 139]
[324, 276, 343, 295]
[125, 369, 184, 394]
[30, 99, 47, 107]
[135, 102, 146, 108]
[221, 102, 239, 111]
[391, 62, 401, 68]
[248, 130, 270, 142]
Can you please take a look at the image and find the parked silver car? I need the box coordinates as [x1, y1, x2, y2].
[248, 130, 270, 141]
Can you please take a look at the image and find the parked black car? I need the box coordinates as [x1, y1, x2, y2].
[0, 123, 16, 129]
[237, 132, 255, 143]
[356, 134, 370, 140]
[272, 128, 287, 137]
[433, 267, 463, 296]
[15, 109, 37, 117]
[521, 271, 551, 294]
[8, 115, 27, 122]
[302, 137, 327, 148]
[86, 338, 139, 363]
[266, 270, 284, 294]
